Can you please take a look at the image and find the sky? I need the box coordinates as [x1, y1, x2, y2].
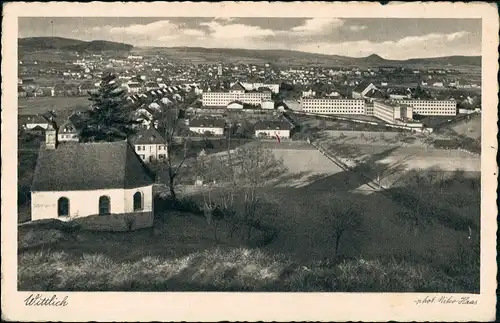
[19, 17, 482, 60]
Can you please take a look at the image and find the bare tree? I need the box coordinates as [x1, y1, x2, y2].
[320, 201, 364, 257]
[194, 142, 287, 241]
[156, 106, 191, 200]
[232, 143, 287, 239]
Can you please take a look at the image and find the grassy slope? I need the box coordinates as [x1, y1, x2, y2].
[19, 241, 478, 292]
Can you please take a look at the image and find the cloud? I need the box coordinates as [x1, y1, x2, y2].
[182, 29, 205, 37]
[294, 31, 478, 59]
[108, 20, 181, 35]
[446, 31, 470, 41]
[214, 17, 235, 23]
[348, 25, 367, 32]
[396, 31, 469, 46]
[290, 18, 344, 35]
[200, 21, 275, 39]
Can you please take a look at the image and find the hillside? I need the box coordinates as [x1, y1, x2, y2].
[18, 37, 86, 50]
[135, 46, 481, 67]
[19, 37, 133, 52]
[18, 36, 480, 66]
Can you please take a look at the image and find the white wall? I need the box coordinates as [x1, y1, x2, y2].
[189, 127, 224, 135]
[262, 101, 274, 110]
[135, 144, 167, 163]
[58, 133, 79, 142]
[31, 185, 153, 221]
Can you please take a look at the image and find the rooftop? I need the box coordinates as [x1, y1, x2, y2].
[254, 120, 292, 131]
[130, 127, 166, 145]
[31, 140, 155, 192]
[189, 117, 226, 128]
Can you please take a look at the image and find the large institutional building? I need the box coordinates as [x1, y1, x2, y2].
[394, 99, 457, 116]
[301, 98, 366, 115]
[373, 100, 413, 124]
[202, 83, 272, 107]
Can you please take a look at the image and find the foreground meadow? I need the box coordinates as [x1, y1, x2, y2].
[18, 141, 480, 292]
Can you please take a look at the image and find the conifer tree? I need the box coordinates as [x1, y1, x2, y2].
[80, 73, 139, 142]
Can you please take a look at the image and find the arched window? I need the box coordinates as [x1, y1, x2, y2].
[99, 196, 110, 215]
[58, 197, 69, 217]
[133, 192, 143, 211]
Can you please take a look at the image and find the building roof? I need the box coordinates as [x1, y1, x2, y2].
[365, 89, 386, 99]
[130, 127, 166, 145]
[229, 82, 246, 91]
[189, 117, 226, 128]
[352, 81, 373, 93]
[254, 120, 292, 131]
[31, 140, 154, 192]
[26, 114, 49, 124]
[59, 119, 80, 134]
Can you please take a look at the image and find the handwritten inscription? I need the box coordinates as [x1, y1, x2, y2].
[414, 295, 478, 305]
[24, 293, 69, 307]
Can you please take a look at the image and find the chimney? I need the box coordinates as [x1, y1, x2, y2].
[45, 122, 57, 150]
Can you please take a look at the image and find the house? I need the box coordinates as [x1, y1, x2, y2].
[30, 128, 155, 231]
[127, 82, 142, 94]
[24, 114, 51, 130]
[18, 86, 28, 98]
[229, 82, 246, 94]
[302, 88, 316, 98]
[28, 125, 47, 136]
[261, 100, 274, 110]
[129, 127, 168, 163]
[352, 82, 377, 99]
[132, 106, 156, 129]
[57, 118, 81, 143]
[254, 120, 292, 139]
[188, 117, 226, 136]
[145, 82, 160, 92]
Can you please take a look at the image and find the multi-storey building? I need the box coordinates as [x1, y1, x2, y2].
[301, 98, 366, 115]
[129, 127, 168, 163]
[394, 99, 457, 116]
[373, 100, 413, 124]
[202, 83, 272, 107]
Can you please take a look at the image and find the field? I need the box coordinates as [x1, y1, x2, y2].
[441, 113, 481, 140]
[316, 134, 480, 169]
[18, 96, 91, 115]
[182, 139, 479, 267]
[18, 137, 480, 291]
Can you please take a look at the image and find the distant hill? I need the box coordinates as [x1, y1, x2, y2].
[18, 37, 480, 67]
[136, 46, 481, 67]
[404, 55, 482, 66]
[19, 37, 133, 52]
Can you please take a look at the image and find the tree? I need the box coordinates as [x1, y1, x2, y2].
[194, 142, 287, 240]
[324, 201, 364, 257]
[156, 105, 192, 200]
[80, 73, 139, 142]
[232, 143, 288, 239]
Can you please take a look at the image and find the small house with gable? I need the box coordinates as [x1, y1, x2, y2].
[30, 127, 155, 231]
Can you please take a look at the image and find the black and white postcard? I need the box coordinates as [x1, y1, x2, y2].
[2, 2, 498, 322]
